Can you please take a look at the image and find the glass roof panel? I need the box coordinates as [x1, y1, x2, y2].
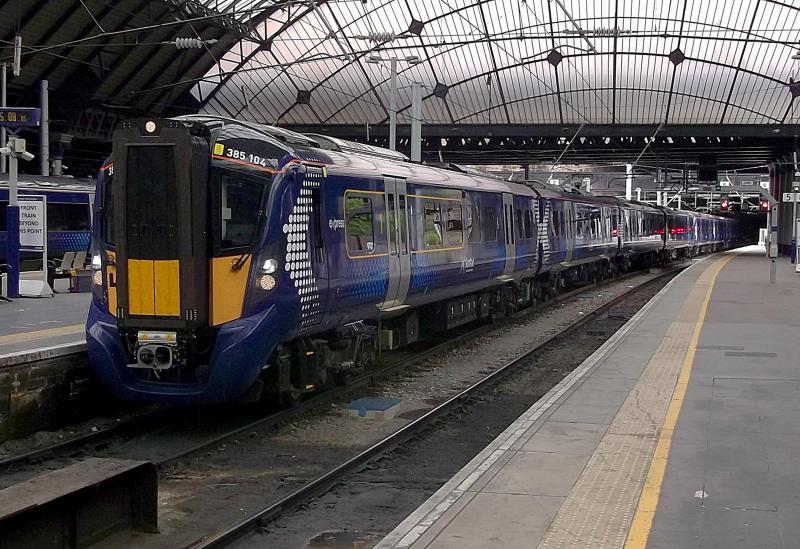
[191, 0, 800, 126]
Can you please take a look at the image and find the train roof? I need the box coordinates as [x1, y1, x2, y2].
[0, 174, 95, 194]
[162, 117, 743, 222]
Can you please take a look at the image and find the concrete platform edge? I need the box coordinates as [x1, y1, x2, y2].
[0, 341, 86, 368]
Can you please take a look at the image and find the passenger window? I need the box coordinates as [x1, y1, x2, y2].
[399, 195, 408, 253]
[483, 206, 497, 242]
[423, 200, 443, 249]
[515, 208, 524, 240]
[467, 203, 482, 243]
[525, 209, 534, 239]
[386, 194, 396, 252]
[0, 201, 6, 231]
[345, 194, 375, 255]
[446, 202, 463, 246]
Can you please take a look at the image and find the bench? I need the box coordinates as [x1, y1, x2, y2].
[0, 457, 158, 548]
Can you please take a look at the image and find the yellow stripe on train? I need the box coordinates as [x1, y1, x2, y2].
[127, 259, 180, 317]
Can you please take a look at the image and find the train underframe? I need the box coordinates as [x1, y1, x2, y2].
[257, 244, 725, 406]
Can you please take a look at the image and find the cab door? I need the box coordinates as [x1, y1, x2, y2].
[502, 193, 515, 274]
[564, 202, 575, 263]
[379, 176, 411, 312]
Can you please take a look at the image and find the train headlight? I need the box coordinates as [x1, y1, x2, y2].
[91, 254, 102, 269]
[261, 258, 278, 274]
[92, 270, 103, 287]
[258, 274, 276, 291]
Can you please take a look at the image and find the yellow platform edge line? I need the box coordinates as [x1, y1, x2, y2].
[0, 323, 85, 346]
[624, 253, 735, 549]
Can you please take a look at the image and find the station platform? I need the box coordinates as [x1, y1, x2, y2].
[0, 288, 89, 357]
[378, 245, 799, 549]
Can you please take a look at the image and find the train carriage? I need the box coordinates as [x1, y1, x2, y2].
[0, 176, 94, 264]
[86, 116, 745, 404]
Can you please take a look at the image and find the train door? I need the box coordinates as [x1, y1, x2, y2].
[564, 202, 575, 263]
[305, 165, 329, 327]
[380, 176, 411, 311]
[502, 193, 515, 274]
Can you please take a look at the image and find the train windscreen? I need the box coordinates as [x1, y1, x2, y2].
[211, 166, 269, 254]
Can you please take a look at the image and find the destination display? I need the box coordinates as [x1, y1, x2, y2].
[0, 107, 41, 127]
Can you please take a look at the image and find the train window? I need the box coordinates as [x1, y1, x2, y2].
[217, 170, 266, 250]
[524, 209, 534, 239]
[446, 202, 463, 247]
[0, 201, 6, 231]
[345, 194, 375, 255]
[515, 208, 524, 240]
[386, 194, 397, 252]
[467, 203, 481, 243]
[398, 195, 408, 253]
[46, 203, 91, 231]
[311, 188, 324, 262]
[483, 206, 498, 242]
[422, 200, 443, 249]
[102, 171, 114, 245]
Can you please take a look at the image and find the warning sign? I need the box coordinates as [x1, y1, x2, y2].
[19, 198, 45, 250]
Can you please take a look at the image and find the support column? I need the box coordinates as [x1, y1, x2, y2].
[6, 148, 19, 298]
[625, 163, 632, 200]
[410, 82, 421, 162]
[40, 80, 49, 176]
[389, 58, 397, 152]
[1, 63, 5, 174]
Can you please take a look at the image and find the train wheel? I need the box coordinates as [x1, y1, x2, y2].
[281, 389, 303, 407]
[332, 371, 347, 386]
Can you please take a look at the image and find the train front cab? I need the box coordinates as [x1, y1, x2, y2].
[86, 119, 295, 402]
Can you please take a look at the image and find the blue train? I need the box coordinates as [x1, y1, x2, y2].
[86, 116, 743, 404]
[0, 175, 94, 264]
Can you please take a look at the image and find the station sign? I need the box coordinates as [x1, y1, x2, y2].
[0, 107, 41, 127]
[783, 192, 800, 203]
[19, 196, 45, 250]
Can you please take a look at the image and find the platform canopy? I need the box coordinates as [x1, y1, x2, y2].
[193, 0, 800, 128]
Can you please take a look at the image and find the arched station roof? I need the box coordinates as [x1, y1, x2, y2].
[193, 0, 800, 127]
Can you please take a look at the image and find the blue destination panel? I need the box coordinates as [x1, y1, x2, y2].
[0, 108, 41, 127]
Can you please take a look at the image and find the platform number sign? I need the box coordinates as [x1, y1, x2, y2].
[782, 193, 800, 203]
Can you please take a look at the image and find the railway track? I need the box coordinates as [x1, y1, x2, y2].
[0, 263, 684, 490]
[186, 263, 686, 549]
[0, 264, 661, 476]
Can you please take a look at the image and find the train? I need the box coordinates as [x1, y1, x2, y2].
[0, 175, 94, 265]
[85, 116, 745, 404]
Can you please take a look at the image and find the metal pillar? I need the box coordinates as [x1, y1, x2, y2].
[625, 163, 632, 200]
[389, 57, 397, 151]
[1, 62, 6, 174]
[6, 146, 19, 297]
[410, 82, 421, 162]
[770, 202, 779, 284]
[40, 80, 49, 176]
